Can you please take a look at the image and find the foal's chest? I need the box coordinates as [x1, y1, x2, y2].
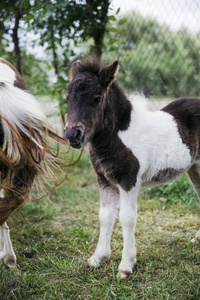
[89, 139, 140, 191]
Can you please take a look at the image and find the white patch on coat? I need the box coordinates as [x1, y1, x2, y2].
[0, 59, 16, 85]
[0, 81, 47, 162]
[118, 94, 192, 184]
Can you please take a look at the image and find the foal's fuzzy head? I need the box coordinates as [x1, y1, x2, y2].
[64, 57, 119, 149]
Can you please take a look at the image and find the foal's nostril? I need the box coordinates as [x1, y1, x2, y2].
[75, 129, 82, 140]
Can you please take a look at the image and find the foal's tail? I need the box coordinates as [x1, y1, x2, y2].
[0, 80, 67, 225]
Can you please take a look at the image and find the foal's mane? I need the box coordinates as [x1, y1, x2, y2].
[70, 57, 104, 79]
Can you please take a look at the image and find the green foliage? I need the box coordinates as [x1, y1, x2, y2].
[104, 12, 200, 98]
[0, 37, 15, 62]
[22, 53, 51, 96]
[1, 3, 200, 110]
[0, 0, 117, 116]
[0, 34, 51, 96]
[1, 39, 57, 100]
[20, 0, 113, 115]
[145, 174, 199, 210]
[24, 0, 110, 46]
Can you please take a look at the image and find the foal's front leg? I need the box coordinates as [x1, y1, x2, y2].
[118, 183, 140, 277]
[88, 179, 119, 267]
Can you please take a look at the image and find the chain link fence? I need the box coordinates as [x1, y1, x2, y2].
[107, 0, 200, 108]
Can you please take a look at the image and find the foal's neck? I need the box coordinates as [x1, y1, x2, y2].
[90, 81, 132, 148]
[106, 81, 132, 132]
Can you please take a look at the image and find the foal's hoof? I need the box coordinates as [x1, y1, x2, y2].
[117, 270, 132, 279]
[118, 258, 135, 278]
[88, 255, 101, 267]
[4, 253, 17, 268]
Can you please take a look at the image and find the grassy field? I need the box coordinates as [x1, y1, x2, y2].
[1, 151, 200, 299]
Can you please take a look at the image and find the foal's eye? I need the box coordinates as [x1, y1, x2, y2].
[93, 95, 103, 104]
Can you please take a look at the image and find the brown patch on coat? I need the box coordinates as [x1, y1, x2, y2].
[0, 196, 24, 225]
[162, 98, 200, 159]
[90, 135, 139, 192]
[151, 168, 184, 183]
[0, 155, 37, 225]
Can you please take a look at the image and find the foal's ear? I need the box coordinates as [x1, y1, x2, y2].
[69, 62, 81, 80]
[100, 61, 119, 86]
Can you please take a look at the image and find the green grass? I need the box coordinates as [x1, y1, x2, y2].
[1, 151, 200, 299]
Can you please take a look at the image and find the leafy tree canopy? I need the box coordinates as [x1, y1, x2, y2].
[104, 12, 200, 98]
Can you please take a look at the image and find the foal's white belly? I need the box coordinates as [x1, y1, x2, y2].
[118, 108, 192, 184]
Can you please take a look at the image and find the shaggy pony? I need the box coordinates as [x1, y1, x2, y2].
[0, 58, 65, 267]
[64, 57, 200, 277]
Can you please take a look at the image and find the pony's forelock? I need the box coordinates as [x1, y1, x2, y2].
[70, 56, 104, 80]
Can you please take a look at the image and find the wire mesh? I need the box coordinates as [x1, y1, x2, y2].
[109, 0, 200, 101]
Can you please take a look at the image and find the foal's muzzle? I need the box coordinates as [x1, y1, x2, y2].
[64, 124, 86, 149]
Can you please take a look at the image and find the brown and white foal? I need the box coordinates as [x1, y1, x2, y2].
[64, 57, 200, 277]
[0, 58, 62, 267]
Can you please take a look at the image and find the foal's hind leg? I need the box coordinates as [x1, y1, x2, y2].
[118, 183, 140, 278]
[187, 163, 200, 241]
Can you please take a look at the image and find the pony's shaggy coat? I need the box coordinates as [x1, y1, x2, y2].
[64, 57, 200, 277]
[0, 58, 64, 267]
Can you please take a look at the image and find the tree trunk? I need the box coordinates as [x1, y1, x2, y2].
[10, 0, 22, 75]
[94, 31, 105, 59]
[50, 26, 59, 76]
[86, 0, 110, 59]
